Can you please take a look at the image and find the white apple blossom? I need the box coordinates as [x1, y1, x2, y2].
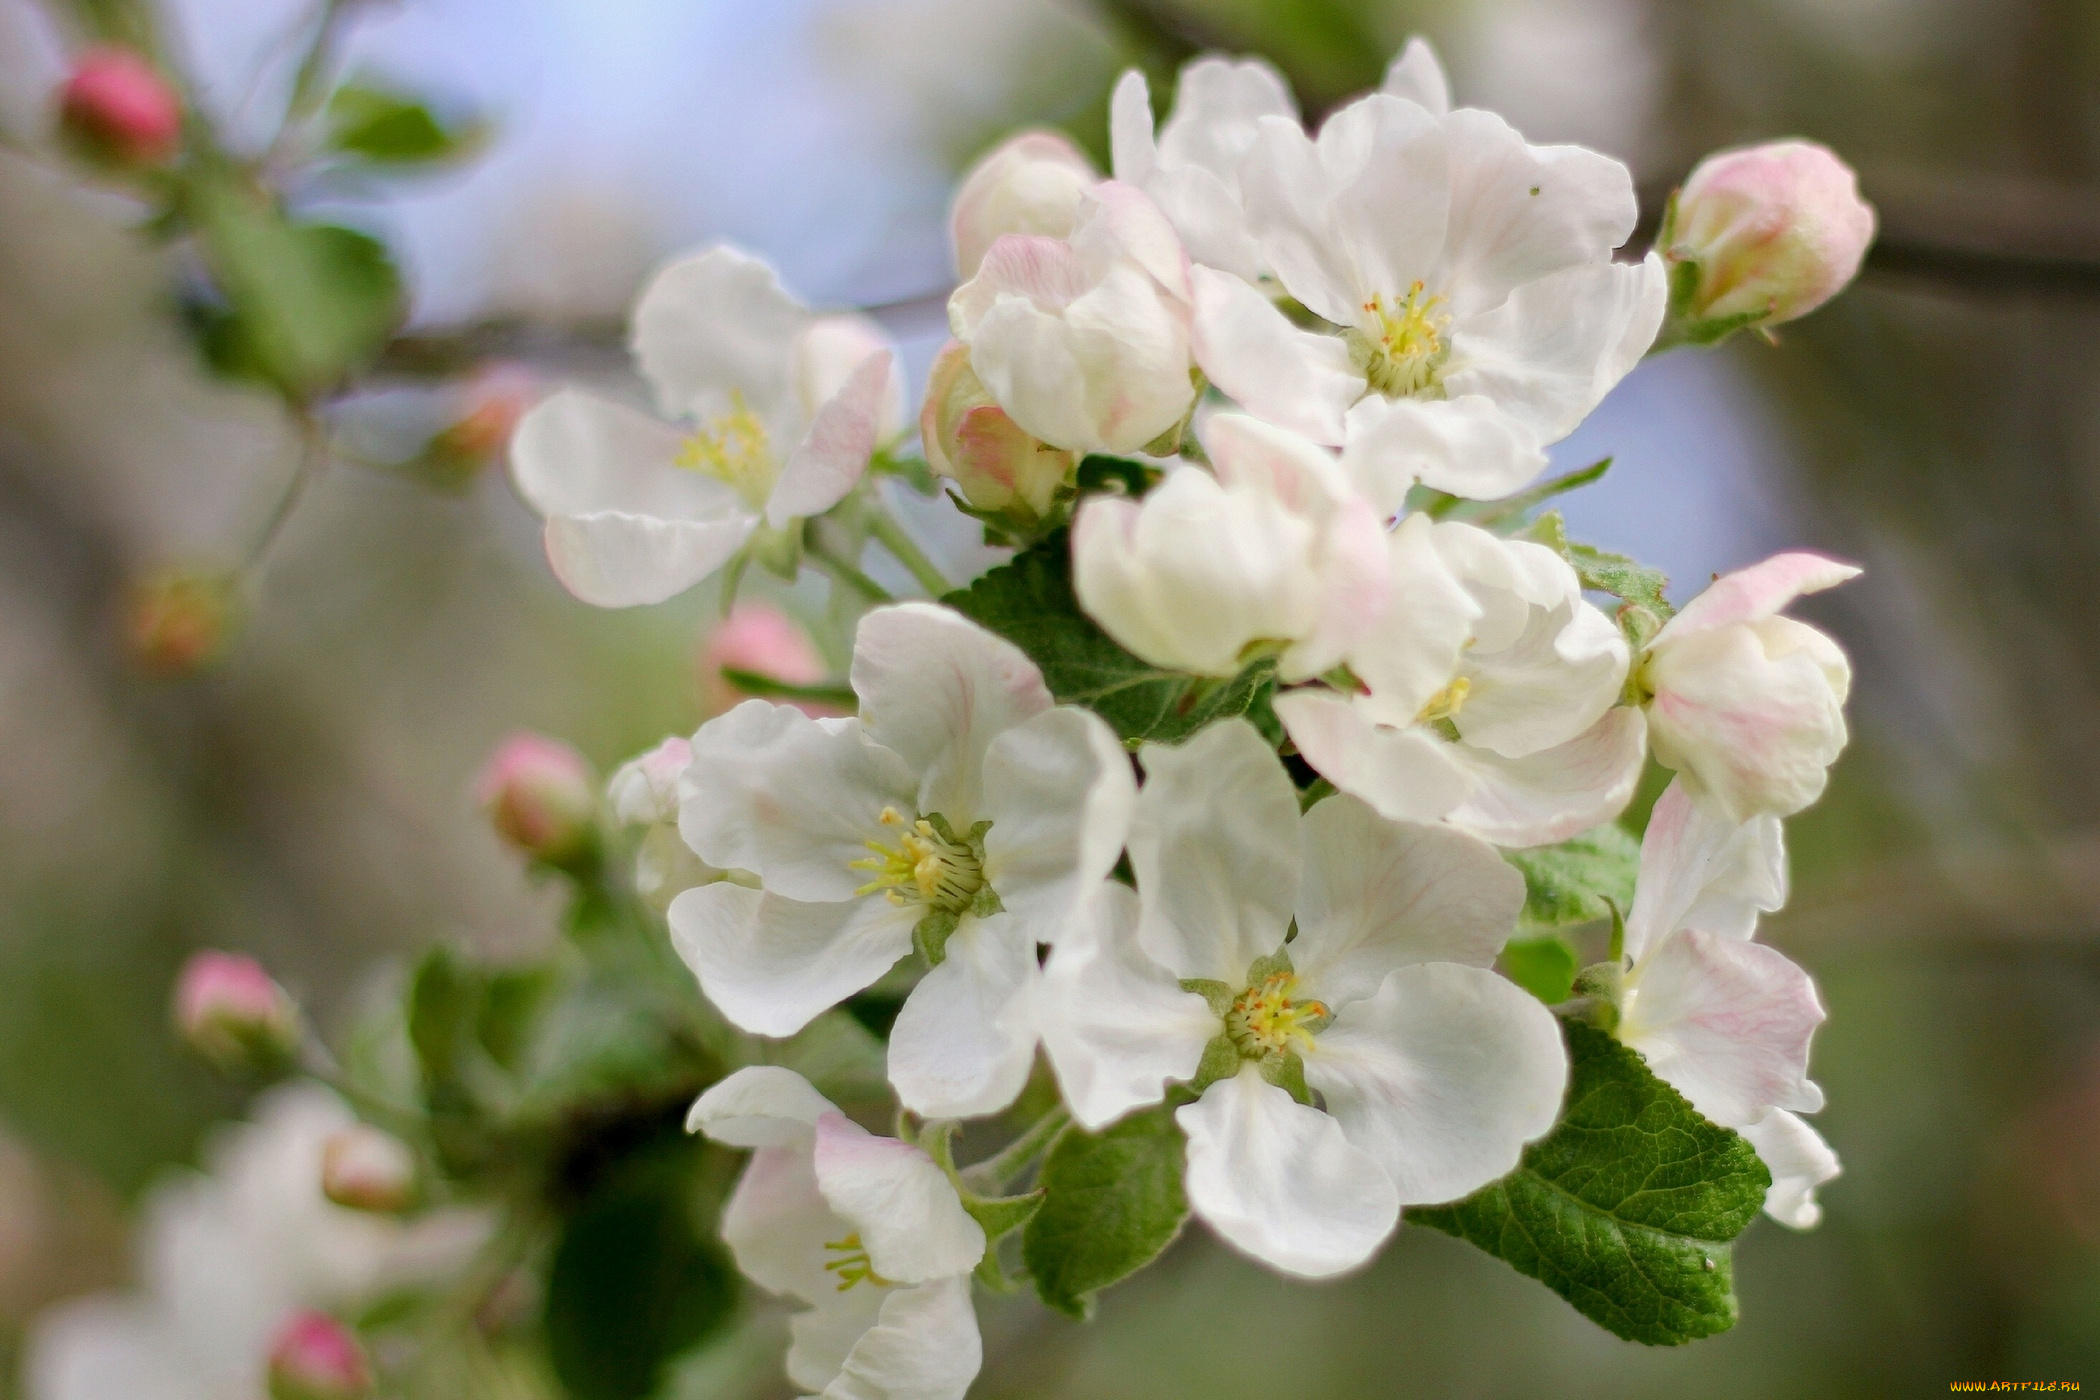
[509, 244, 904, 607]
[1615, 778, 1839, 1227]
[1036, 719, 1565, 1277]
[1740, 1109, 1842, 1230]
[670, 603, 1134, 1119]
[25, 1086, 485, 1400]
[1274, 514, 1645, 846]
[689, 1067, 983, 1400]
[948, 182, 1198, 456]
[1638, 551, 1861, 821]
[1071, 412, 1390, 680]
[1109, 55, 1297, 283]
[950, 130, 1099, 280]
[608, 735, 724, 906]
[1189, 40, 1665, 504]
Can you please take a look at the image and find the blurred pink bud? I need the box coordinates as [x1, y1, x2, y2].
[920, 339, 1073, 519]
[59, 47, 181, 166]
[700, 604, 831, 716]
[950, 130, 1098, 279]
[1669, 140, 1875, 327]
[320, 1126, 417, 1214]
[474, 732, 597, 863]
[432, 366, 536, 467]
[267, 1311, 372, 1400]
[124, 569, 234, 677]
[173, 951, 301, 1073]
[607, 736, 692, 827]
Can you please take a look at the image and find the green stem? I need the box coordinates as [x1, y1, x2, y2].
[248, 407, 328, 570]
[865, 504, 952, 597]
[298, 1040, 427, 1138]
[962, 1104, 1071, 1195]
[809, 544, 893, 603]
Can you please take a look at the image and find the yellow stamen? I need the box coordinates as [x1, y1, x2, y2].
[1414, 676, 1471, 726]
[847, 807, 986, 910]
[1226, 972, 1332, 1058]
[1351, 281, 1452, 399]
[676, 392, 775, 509]
[822, 1233, 892, 1292]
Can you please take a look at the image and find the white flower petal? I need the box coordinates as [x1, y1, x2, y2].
[1307, 962, 1568, 1204]
[1131, 720, 1301, 982]
[1619, 929, 1826, 1127]
[767, 349, 892, 528]
[1344, 513, 1481, 719]
[1188, 266, 1359, 445]
[1291, 796, 1524, 1007]
[631, 244, 810, 426]
[510, 389, 727, 521]
[680, 701, 918, 902]
[1177, 1066, 1399, 1278]
[1622, 777, 1787, 964]
[687, 1065, 837, 1146]
[1739, 1110, 1840, 1230]
[811, 1115, 985, 1283]
[1108, 69, 1157, 184]
[951, 130, 1098, 282]
[1035, 881, 1216, 1130]
[1441, 705, 1648, 847]
[813, 1276, 982, 1400]
[980, 707, 1137, 943]
[1456, 596, 1628, 759]
[541, 510, 757, 609]
[1379, 37, 1450, 117]
[886, 915, 1040, 1120]
[668, 883, 916, 1038]
[849, 604, 1053, 823]
[24, 1296, 199, 1400]
[719, 1145, 848, 1304]
[1339, 393, 1550, 511]
[1659, 551, 1862, 639]
[1273, 690, 1472, 827]
[786, 1281, 889, 1395]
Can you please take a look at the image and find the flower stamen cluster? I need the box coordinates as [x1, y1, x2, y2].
[1351, 282, 1452, 399]
[821, 1233, 893, 1291]
[1224, 969, 1332, 1059]
[676, 393, 776, 508]
[849, 808, 990, 912]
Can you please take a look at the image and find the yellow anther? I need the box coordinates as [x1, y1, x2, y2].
[822, 1233, 892, 1292]
[1352, 280, 1453, 399]
[1414, 676, 1471, 726]
[847, 808, 986, 911]
[676, 392, 775, 509]
[1226, 972, 1332, 1057]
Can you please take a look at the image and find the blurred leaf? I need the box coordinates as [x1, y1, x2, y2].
[184, 167, 403, 396]
[944, 531, 1278, 746]
[1504, 824, 1640, 934]
[717, 667, 855, 709]
[1022, 1104, 1189, 1320]
[1458, 459, 1613, 531]
[1074, 453, 1161, 499]
[770, 1009, 892, 1106]
[1409, 1020, 1770, 1346]
[545, 1145, 739, 1400]
[1500, 936, 1580, 1005]
[325, 82, 485, 165]
[512, 978, 713, 1127]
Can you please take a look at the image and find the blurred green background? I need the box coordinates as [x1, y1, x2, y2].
[3, 0, 2100, 1395]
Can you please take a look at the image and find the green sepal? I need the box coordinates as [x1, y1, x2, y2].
[1457, 458, 1612, 532]
[913, 909, 959, 967]
[1186, 1034, 1242, 1094]
[1258, 1051, 1312, 1105]
[963, 1187, 1047, 1244]
[746, 522, 803, 579]
[1499, 935, 1580, 1005]
[1244, 948, 1293, 984]
[1179, 979, 1236, 1018]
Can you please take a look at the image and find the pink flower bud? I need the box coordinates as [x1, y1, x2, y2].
[950, 130, 1098, 279]
[1668, 140, 1876, 327]
[699, 604, 834, 716]
[58, 47, 182, 167]
[173, 951, 301, 1073]
[474, 732, 597, 863]
[267, 1311, 372, 1400]
[429, 365, 535, 470]
[320, 1126, 417, 1213]
[124, 569, 234, 677]
[920, 339, 1073, 520]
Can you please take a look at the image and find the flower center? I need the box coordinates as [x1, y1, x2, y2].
[676, 392, 776, 509]
[1349, 281, 1452, 399]
[1226, 971, 1332, 1058]
[822, 1233, 891, 1292]
[1414, 675, 1471, 726]
[849, 807, 987, 911]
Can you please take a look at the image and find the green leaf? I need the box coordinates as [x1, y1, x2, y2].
[511, 978, 715, 1127]
[1022, 1105, 1189, 1319]
[1408, 1021, 1771, 1346]
[943, 532, 1278, 746]
[1504, 823, 1640, 934]
[1073, 453, 1160, 499]
[716, 667, 856, 709]
[326, 82, 485, 164]
[1452, 459, 1612, 531]
[185, 168, 403, 396]
[1499, 936, 1580, 1004]
[545, 1145, 739, 1400]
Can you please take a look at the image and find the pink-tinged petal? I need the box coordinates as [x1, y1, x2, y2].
[886, 915, 1039, 1119]
[1620, 929, 1826, 1128]
[1108, 69, 1157, 185]
[766, 348, 890, 527]
[1379, 37, 1450, 117]
[1660, 551, 1863, 639]
[1307, 962, 1568, 1204]
[1283, 492, 1395, 682]
[668, 883, 917, 1038]
[849, 604, 1053, 821]
[949, 236, 1092, 332]
[687, 1066, 837, 1147]
[1739, 1110, 1841, 1229]
[1189, 266, 1359, 445]
[1674, 141, 1876, 325]
[1442, 705, 1648, 847]
[950, 129, 1098, 280]
[811, 1114, 984, 1283]
[1178, 1066, 1400, 1278]
[1076, 181, 1193, 303]
[1274, 690, 1472, 827]
[1622, 778, 1787, 965]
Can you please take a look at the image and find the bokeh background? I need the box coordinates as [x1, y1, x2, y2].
[3, 0, 2100, 1395]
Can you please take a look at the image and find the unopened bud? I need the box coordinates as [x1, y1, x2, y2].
[267, 1311, 372, 1400]
[700, 604, 834, 717]
[1663, 140, 1875, 341]
[320, 1126, 417, 1213]
[606, 736, 692, 827]
[921, 339, 1073, 522]
[173, 951, 300, 1075]
[58, 47, 182, 167]
[950, 130, 1097, 279]
[419, 366, 535, 489]
[474, 732, 597, 864]
[124, 569, 235, 676]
